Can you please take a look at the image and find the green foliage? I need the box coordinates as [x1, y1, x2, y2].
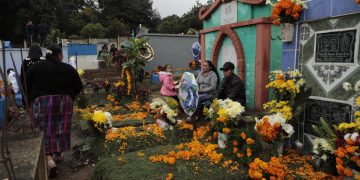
[122, 38, 149, 75]
[156, 15, 183, 34]
[98, 0, 161, 30]
[46, 28, 66, 45]
[312, 118, 337, 148]
[80, 23, 106, 38]
[106, 18, 130, 37]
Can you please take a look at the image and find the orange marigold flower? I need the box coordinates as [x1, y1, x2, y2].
[336, 165, 345, 174]
[273, 19, 281, 26]
[246, 138, 255, 145]
[292, 13, 300, 20]
[285, 9, 291, 15]
[233, 147, 239, 154]
[237, 153, 244, 158]
[233, 140, 238, 146]
[344, 168, 353, 177]
[168, 157, 176, 165]
[345, 145, 357, 153]
[168, 151, 176, 157]
[241, 132, 247, 140]
[222, 128, 231, 134]
[247, 148, 252, 157]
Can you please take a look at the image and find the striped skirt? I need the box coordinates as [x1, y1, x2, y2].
[30, 95, 73, 154]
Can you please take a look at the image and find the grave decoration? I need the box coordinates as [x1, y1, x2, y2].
[178, 72, 199, 116]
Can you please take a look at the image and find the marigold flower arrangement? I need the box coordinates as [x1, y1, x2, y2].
[203, 98, 245, 133]
[255, 113, 294, 156]
[149, 127, 224, 165]
[255, 113, 294, 142]
[333, 119, 360, 177]
[105, 124, 165, 154]
[266, 0, 307, 26]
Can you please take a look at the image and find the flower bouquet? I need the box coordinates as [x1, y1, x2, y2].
[267, 0, 307, 26]
[150, 97, 179, 129]
[255, 113, 294, 156]
[88, 110, 113, 132]
[334, 119, 360, 177]
[204, 98, 245, 148]
[264, 69, 308, 122]
[267, 0, 307, 42]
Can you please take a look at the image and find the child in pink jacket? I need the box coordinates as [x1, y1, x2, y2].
[159, 64, 179, 101]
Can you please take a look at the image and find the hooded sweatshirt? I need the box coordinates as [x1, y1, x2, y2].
[159, 71, 177, 96]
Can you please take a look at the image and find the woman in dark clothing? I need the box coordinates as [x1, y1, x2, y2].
[26, 44, 83, 178]
[20, 44, 44, 107]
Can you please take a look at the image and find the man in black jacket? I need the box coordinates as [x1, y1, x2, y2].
[217, 61, 246, 106]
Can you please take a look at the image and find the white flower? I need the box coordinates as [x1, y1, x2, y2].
[282, 124, 295, 137]
[342, 82, 352, 92]
[344, 133, 351, 140]
[296, 78, 305, 87]
[354, 80, 360, 92]
[265, 0, 273, 5]
[254, 117, 262, 130]
[104, 112, 113, 128]
[269, 113, 287, 126]
[350, 132, 359, 142]
[46, 49, 52, 54]
[321, 154, 328, 161]
[313, 149, 319, 155]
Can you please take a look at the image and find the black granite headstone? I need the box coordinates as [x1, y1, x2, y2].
[303, 97, 352, 135]
[315, 29, 357, 63]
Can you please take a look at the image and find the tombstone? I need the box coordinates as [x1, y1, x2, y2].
[297, 96, 353, 152]
[199, 0, 282, 111]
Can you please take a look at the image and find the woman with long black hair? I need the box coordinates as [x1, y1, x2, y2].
[26, 44, 83, 178]
[188, 60, 219, 124]
[196, 60, 219, 104]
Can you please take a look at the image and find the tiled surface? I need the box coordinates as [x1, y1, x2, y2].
[332, 0, 360, 16]
[303, 0, 331, 21]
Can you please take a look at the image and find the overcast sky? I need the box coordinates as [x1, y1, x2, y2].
[152, 0, 208, 18]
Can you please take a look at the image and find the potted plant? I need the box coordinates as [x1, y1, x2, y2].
[267, 0, 307, 42]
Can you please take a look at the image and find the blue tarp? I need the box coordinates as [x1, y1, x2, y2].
[68, 44, 97, 56]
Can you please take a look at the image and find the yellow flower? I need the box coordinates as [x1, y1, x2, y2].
[92, 111, 107, 124]
[166, 173, 173, 180]
[77, 69, 84, 76]
[356, 97, 360, 106]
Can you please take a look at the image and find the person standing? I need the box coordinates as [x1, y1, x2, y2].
[26, 44, 83, 178]
[38, 20, 49, 47]
[20, 44, 44, 107]
[217, 61, 246, 106]
[25, 19, 34, 47]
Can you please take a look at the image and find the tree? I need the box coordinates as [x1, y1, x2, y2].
[98, 0, 161, 31]
[106, 19, 130, 38]
[80, 23, 106, 38]
[181, 3, 203, 32]
[156, 15, 183, 34]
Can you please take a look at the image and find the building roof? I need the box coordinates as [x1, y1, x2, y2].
[198, 0, 266, 21]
